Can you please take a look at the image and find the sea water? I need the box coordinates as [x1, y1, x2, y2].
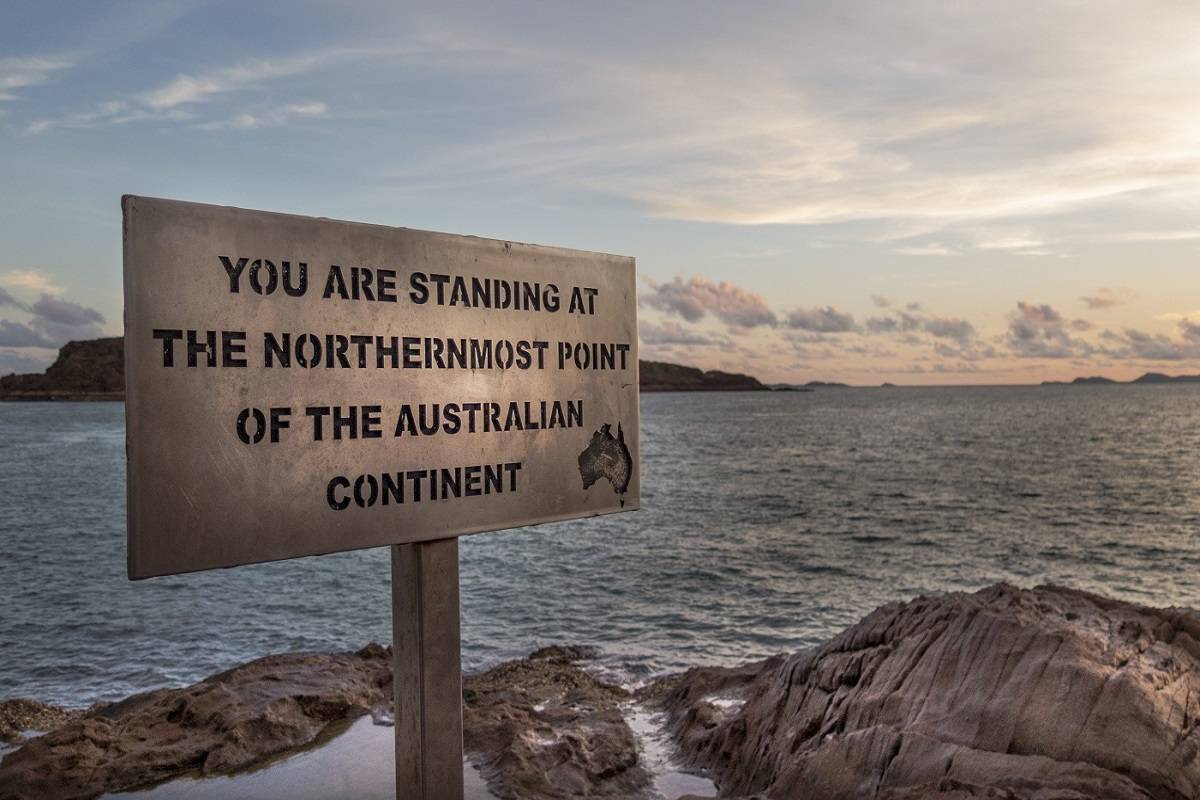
[3, 386, 1200, 707]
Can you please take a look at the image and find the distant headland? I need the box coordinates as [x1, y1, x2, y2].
[1042, 372, 1200, 386]
[0, 337, 124, 401]
[0, 338, 770, 399]
[638, 359, 767, 392]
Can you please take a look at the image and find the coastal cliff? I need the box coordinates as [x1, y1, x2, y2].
[0, 338, 766, 398]
[0, 338, 123, 400]
[2, 584, 1196, 799]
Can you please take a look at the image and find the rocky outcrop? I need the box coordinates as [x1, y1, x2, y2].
[465, 645, 650, 798]
[0, 337, 123, 400]
[0, 700, 78, 744]
[0, 644, 649, 800]
[639, 360, 767, 392]
[0, 644, 394, 800]
[650, 584, 1200, 800]
[4, 585, 1197, 799]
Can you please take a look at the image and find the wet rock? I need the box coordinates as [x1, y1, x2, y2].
[0, 643, 651, 800]
[0, 644, 393, 800]
[464, 647, 651, 798]
[652, 584, 1200, 800]
[0, 700, 79, 744]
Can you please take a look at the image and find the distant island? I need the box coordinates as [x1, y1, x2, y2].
[0, 338, 770, 399]
[1042, 372, 1200, 386]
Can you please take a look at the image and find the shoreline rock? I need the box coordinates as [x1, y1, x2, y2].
[0, 644, 651, 800]
[3, 584, 1197, 799]
[647, 583, 1200, 799]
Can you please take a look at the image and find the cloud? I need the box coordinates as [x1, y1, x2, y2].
[1155, 309, 1200, 322]
[893, 243, 957, 256]
[0, 287, 29, 311]
[1180, 319, 1200, 343]
[0, 55, 73, 102]
[867, 307, 972, 343]
[0, 348, 52, 375]
[871, 295, 891, 308]
[0, 320, 57, 348]
[1106, 328, 1200, 361]
[642, 276, 776, 328]
[1080, 287, 1133, 310]
[27, 294, 105, 341]
[0, 269, 62, 294]
[639, 320, 731, 348]
[0, 292, 107, 350]
[139, 52, 340, 110]
[786, 306, 857, 333]
[921, 315, 975, 344]
[1006, 301, 1092, 358]
[23, 46, 369, 133]
[200, 102, 329, 130]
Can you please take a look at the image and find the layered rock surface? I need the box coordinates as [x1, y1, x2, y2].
[3, 584, 1197, 799]
[0, 644, 648, 800]
[650, 584, 1200, 799]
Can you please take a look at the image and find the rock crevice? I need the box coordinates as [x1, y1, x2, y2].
[649, 584, 1200, 800]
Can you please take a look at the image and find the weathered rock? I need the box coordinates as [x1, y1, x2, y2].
[652, 584, 1200, 800]
[464, 645, 651, 798]
[0, 644, 393, 800]
[0, 643, 650, 800]
[0, 699, 79, 744]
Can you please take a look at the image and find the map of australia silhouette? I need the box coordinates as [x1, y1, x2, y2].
[577, 423, 632, 496]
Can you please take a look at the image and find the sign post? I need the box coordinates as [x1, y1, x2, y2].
[122, 196, 639, 799]
[393, 539, 464, 797]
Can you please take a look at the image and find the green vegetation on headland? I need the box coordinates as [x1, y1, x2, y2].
[0, 338, 770, 399]
[1042, 372, 1200, 385]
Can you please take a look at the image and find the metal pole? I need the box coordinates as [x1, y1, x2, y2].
[392, 538, 464, 800]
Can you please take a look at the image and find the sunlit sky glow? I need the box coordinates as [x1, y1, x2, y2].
[2, 1, 1199, 384]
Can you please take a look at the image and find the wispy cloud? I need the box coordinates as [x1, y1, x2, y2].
[0, 56, 73, 102]
[199, 102, 328, 130]
[1080, 287, 1134, 310]
[379, 4, 1200, 248]
[893, 243, 957, 256]
[22, 45, 391, 134]
[138, 53, 337, 110]
[0, 269, 63, 294]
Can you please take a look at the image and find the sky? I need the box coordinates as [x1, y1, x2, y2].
[2, 1, 1199, 385]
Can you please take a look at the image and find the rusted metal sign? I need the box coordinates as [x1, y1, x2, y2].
[123, 196, 639, 579]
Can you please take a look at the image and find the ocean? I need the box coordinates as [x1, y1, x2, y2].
[3, 386, 1200, 708]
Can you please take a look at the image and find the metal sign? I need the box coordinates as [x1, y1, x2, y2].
[123, 196, 639, 579]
